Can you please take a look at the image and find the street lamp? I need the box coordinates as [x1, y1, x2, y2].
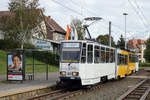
[123, 13, 128, 49]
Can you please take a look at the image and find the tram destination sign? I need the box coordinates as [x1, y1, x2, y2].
[63, 43, 80, 48]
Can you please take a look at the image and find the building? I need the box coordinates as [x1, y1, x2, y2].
[0, 10, 66, 52]
[127, 39, 147, 62]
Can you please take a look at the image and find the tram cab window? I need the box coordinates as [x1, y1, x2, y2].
[110, 49, 114, 63]
[81, 43, 86, 63]
[94, 46, 100, 63]
[87, 45, 93, 63]
[61, 42, 81, 63]
[101, 47, 106, 63]
[106, 48, 110, 63]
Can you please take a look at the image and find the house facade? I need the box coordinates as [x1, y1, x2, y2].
[0, 10, 66, 52]
[127, 39, 147, 62]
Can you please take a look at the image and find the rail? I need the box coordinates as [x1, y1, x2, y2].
[117, 79, 150, 100]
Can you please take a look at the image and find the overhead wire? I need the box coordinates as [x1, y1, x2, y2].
[128, 0, 147, 29]
[52, 0, 144, 40]
[51, 0, 84, 17]
[133, 0, 149, 26]
[127, 0, 150, 39]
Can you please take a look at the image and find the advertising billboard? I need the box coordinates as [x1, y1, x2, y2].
[7, 54, 25, 81]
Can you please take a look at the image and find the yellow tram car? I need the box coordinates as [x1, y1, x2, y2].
[117, 49, 138, 78]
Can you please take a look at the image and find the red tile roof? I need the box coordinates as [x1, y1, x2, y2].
[45, 16, 66, 35]
[0, 11, 12, 17]
[127, 39, 147, 49]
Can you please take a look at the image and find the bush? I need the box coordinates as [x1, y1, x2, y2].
[0, 39, 19, 50]
[139, 63, 150, 67]
[25, 51, 60, 66]
[24, 43, 36, 49]
[0, 39, 36, 50]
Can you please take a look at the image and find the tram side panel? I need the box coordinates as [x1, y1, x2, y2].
[80, 63, 116, 85]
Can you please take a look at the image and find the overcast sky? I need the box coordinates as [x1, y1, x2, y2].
[1, 0, 150, 42]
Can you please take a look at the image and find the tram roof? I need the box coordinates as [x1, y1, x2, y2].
[61, 40, 116, 49]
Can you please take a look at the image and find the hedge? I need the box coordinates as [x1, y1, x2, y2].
[25, 51, 60, 66]
[0, 39, 35, 50]
[139, 63, 150, 67]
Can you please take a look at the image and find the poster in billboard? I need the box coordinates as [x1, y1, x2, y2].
[7, 54, 25, 81]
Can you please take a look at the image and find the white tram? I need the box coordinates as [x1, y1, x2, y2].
[59, 40, 117, 86]
[59, 40, 139, 86]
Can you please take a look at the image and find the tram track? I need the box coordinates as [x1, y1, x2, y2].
[25, 83, 102, 100]
[25, 78, 150, 100]
[25, 89, 67, 100]
[117, 79, 150, 100]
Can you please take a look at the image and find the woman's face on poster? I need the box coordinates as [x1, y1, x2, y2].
[13, 56, 21, 67]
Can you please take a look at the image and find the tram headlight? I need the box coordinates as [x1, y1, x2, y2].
[72, 72, 79, 76]
[60, 71, 66, 75]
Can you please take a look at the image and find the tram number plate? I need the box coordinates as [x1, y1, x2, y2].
[70, 77, 75, 79]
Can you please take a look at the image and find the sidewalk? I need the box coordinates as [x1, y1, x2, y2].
[0, 72, 59, 96]
[139, 67, 150, 70]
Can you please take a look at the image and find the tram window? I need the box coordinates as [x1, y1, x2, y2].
[82, 49, 86, 56]
[87, 45, 93, 63]
[94, 46, 100, 63]
[83, 43, 86, 47]
[121, 55, 124, 64]
[101, 47, 105, 63]
[117, 54, 128, 65]
[129, 54, 136, 63]
[110, 49, 114, 63]
[117, 54, 120, 65]
[125, 55, 128, 64]
[81, 57, 86, 63]
[136, 56, 139, 62]
[81, 43, 86, 63]
[106, 48, 110, 63]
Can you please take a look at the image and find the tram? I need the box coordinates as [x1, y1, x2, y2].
[59, 40, 139, 86]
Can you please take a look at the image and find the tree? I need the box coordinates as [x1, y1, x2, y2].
[117, 34, 125, 49]
[144, 37, 150, 62]
[70, 19, 85, 40]
[0, 0, 43, 49]
[96, 34, 116, 47]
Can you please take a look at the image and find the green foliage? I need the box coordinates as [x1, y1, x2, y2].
[139, 63, 150, 67]
[117, 34, 125, 49]
[30, 51, 60, 66]
[0, 0, 44, 48]
[144, 37, 150, 62]
[0, 39, 35, 50]
[70, 19, 85, 40]
[0, 50, 7, 74]
[96, 34, 116, 47]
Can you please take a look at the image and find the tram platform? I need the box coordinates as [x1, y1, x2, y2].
[0, 72, 58, 98]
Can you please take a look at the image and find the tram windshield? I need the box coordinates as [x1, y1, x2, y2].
[61, 42, 81, 63]
[62, 50, 80, 62]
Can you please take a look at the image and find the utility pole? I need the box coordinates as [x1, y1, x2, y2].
[109, 21, 111, 47]
[123, 13, 128, 49]
[20, 0, 24, 50]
